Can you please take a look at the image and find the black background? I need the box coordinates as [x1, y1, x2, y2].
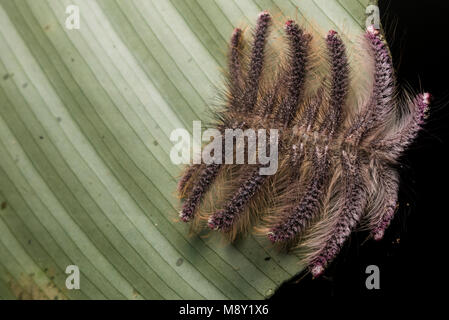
[271, 0, 449, 298]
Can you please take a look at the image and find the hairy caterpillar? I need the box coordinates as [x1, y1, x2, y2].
[176, 11, 430, 277]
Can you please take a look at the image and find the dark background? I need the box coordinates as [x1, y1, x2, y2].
[271, 0, 449, 298]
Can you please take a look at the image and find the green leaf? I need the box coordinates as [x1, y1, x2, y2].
[0, 0, 375, 299]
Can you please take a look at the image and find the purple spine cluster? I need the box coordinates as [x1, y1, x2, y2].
[278, 20, 310, 125]
[269, 149, 331, 242]
[365, 27, 395, 124]
[226, 28, 245, 114]
[208, 167, 266, 231]
[348, 27, 395, 142]
[244, 11, 271, 111]
[310, 153, 366, 277]
[399, 93, 431, 147]
[325, 30, 349, 136]
[376, 93, 431, 156]
[180, 164, 221, 222]
[177, 164, 201, 193]
[229, 28, 243, 86]
[372, 166, 399, 240]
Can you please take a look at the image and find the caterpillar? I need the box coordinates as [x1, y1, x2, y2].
[176, 11, 430, 278]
